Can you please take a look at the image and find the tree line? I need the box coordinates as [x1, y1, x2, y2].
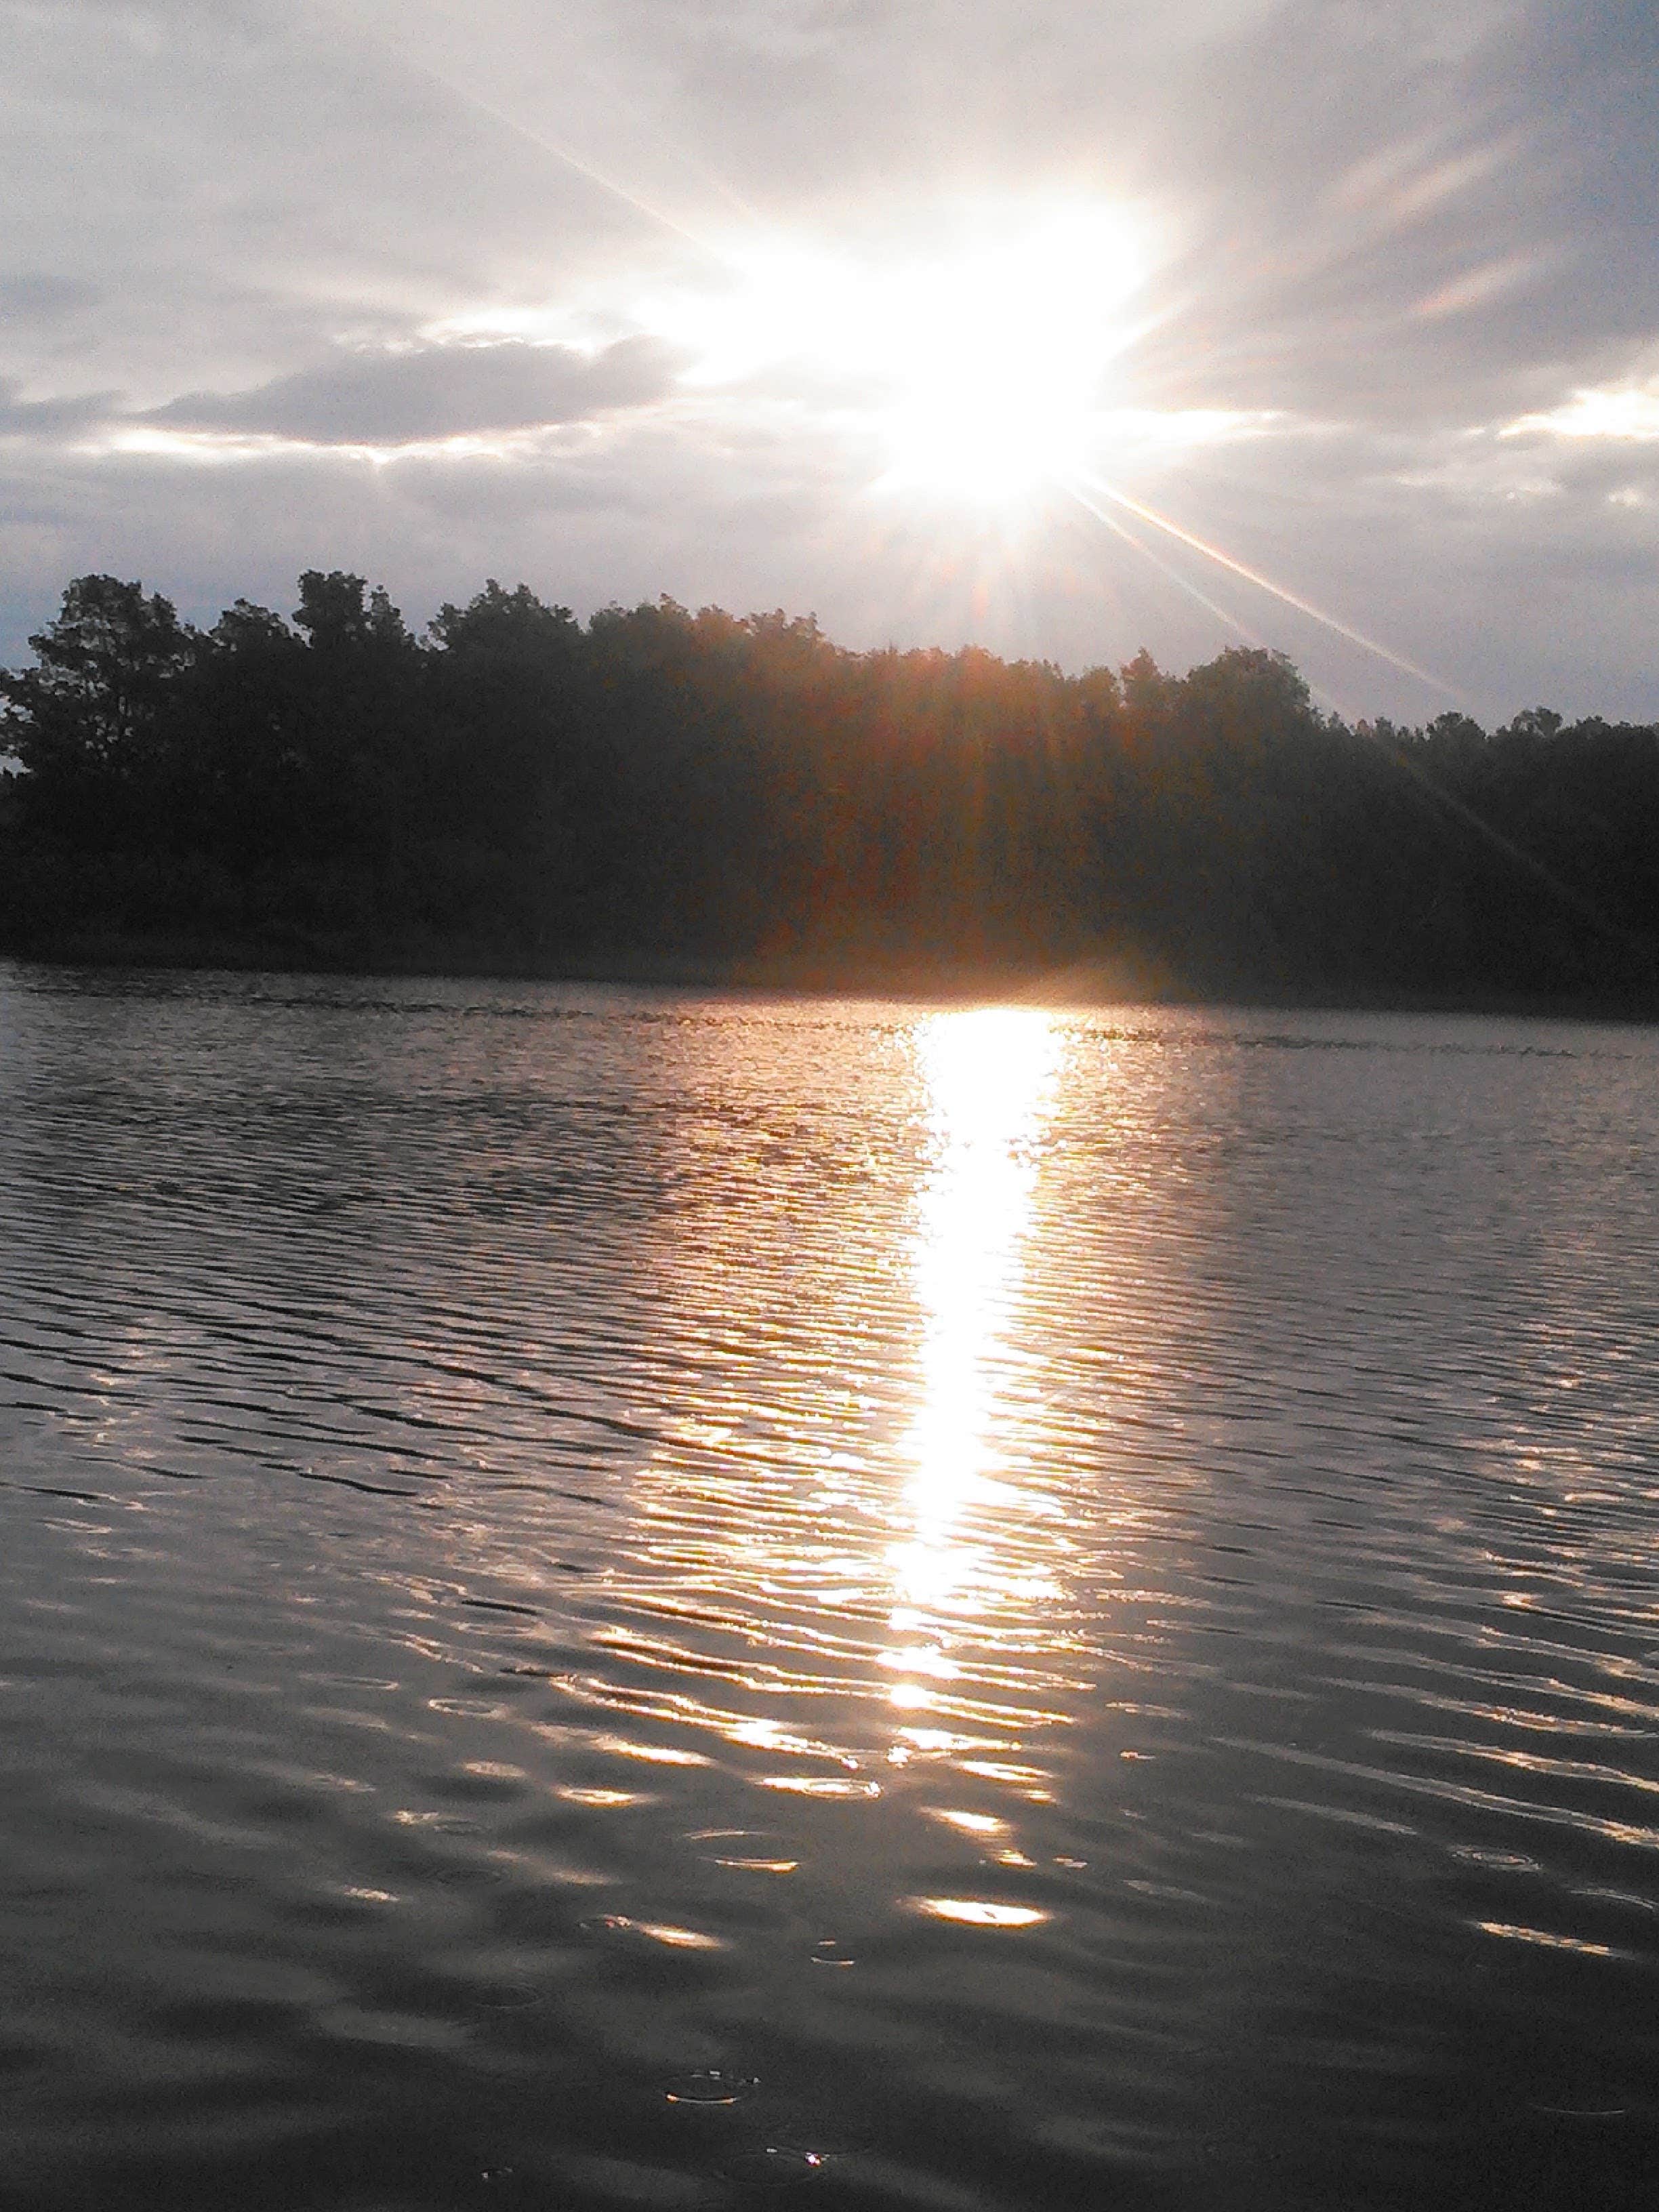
[2, 569, 1656, 1004]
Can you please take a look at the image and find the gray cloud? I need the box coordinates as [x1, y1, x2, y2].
[0, 380, 118, 438]
[146, 336, 685, 444]
[0, 272, 102, 324]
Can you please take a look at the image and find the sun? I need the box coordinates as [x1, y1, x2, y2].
[863, 209, 1147, 502]
[651, 202, 1148, 506]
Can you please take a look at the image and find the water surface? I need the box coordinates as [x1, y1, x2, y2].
[1, 963, 1656, 2210]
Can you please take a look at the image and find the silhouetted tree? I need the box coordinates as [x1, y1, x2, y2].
[0, 575, 194, 841]
[3, 567, 1656, 1004]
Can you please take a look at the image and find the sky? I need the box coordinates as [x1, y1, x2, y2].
[3, 0, 1656, 724]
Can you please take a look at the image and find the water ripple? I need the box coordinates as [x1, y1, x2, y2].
[1, 968, 1657, 2209]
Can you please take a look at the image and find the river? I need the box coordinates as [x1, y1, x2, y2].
[1, 962, 1655, 2210]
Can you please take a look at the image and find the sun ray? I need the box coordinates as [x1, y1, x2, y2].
[1063, 480, 1265, 649]
[344, 16, 726, 257]
[1071, 471, 1460, 698]
[1069, 479, 1644, 945]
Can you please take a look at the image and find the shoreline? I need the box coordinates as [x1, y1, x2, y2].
[5, 926, 1656, 1025]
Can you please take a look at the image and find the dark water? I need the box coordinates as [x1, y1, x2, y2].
[2, 963, 1656, 2212]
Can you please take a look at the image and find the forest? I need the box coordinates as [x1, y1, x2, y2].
[2, 569, 1657, 1008]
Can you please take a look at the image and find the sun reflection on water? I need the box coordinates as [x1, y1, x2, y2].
[886, 1008, 1063, 1720]
[560, 1000, 1079, 1839]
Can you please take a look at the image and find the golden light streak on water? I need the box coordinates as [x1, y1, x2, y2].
[909, 1898, 1052, 1927]
[886, 1008, 1062, 1719]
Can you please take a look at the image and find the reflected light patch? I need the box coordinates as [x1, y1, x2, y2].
[880, 1646, 959, 1678]
[884, 1008, 1063, 1759]
[894, 1008, 1061, 1611]
[956, 1757, 1057, 1796]
[1476, 1922, 1618, 1958]
[758, 1775, 882, 1798]
[927, 1809, 1008, 1837]
[622, 1917, 725, 1950]
[909, 1898, 1051, 1927]
[728, 1717, 788, 1747]
[589, 1734, 712, 1767]
[888, 1683, 935, 1711]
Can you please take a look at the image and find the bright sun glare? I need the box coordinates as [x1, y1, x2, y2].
[654, 205, 1147, 504]
[891, 1006, 1060, 1626]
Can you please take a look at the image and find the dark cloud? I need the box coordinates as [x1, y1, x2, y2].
[146, 336, 685, 444]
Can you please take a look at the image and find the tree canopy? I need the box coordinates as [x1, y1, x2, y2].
[3, 570, 1656, 1006]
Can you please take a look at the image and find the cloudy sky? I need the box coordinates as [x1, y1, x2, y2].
[3, 0, 1656, 721]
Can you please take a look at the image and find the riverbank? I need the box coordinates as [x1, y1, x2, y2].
[6, 922, 1657, 1024]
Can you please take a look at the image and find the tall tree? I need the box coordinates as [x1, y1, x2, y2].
[0, 575, 194, 838]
